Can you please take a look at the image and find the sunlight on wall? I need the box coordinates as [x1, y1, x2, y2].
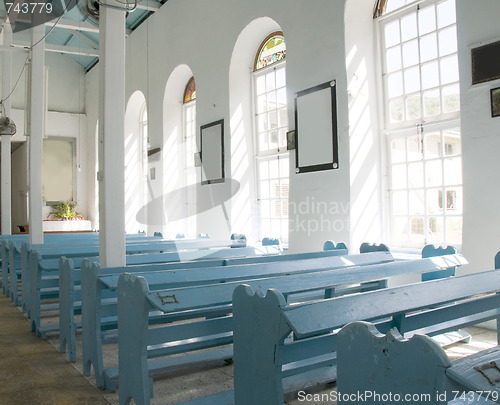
[229, 103, 253, 236]
[228, 17, 282, 244]
[345, 0, 384, 250]
[163, 65, 194, 238]
[124, 91, 147, 234]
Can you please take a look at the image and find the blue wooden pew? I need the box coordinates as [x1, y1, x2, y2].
[27, 238, 252, 336]
[58, 246, 346, 362]
[231, 260, 500, 405]
[1, 232, 103, 298]
[20, 235, 246, 313]
[116, 252, 465, 405]
[4, 232, 149, 307]
[57, 246, 262, 360]
[83, 246, 359, 390]
[337, 322, 497, 405]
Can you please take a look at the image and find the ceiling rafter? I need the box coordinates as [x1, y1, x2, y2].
[11, 40, 99, 57]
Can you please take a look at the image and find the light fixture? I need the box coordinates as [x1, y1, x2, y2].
[0, 102, 16, 136]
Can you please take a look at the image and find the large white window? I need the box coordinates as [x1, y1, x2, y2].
[377, 0, 462, 247]
[183, 77, 197, 237]
[253, 32, 289, 244]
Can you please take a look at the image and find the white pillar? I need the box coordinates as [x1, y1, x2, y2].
[98, 4, 126, 266]
[1, 25, 13, 235]
[28, 24, 45, 245]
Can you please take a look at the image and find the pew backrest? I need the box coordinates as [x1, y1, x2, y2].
[232, 266, 499, 405]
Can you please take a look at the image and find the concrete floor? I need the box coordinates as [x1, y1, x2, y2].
[0, 294, 109, 405]
[1, 292, 498, 405]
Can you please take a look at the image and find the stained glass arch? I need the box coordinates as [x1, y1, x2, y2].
[254, 32, 286, 71]
[183, 77, 196, 103]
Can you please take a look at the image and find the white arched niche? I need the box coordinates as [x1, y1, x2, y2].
[228, 16, 282, 244]
[162, 64, 196, 238]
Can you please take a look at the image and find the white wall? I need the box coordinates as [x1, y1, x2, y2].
[125, 90, 147, 234]
[81, 0, 500, 256]
[457, 0, 500, 273]
[3, 51, 85, 113]
[345, 0, 385, 253]
[2, 49, 88, 231]
[85, 0, 352, 250]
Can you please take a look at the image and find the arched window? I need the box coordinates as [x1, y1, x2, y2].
[253, 32, 289, 245]
[183, 77, 197, 237]
[376, 0, 462, 248]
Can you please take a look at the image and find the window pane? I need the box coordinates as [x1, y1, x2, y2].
[391, 138, 406, 163]
[255, 75, 266, 95]
[418, 4, 436, 35]
[408, 162, 424, 188]
[421, 61, 439, 89]
[420, 33, 438, 63]
[439, 25, 457, 56]
[426, 189, 443, 214]
[424, 132, 442, 158]
[402, 40, 419, 67]
[437, 0, 456, 29]
[442, 84, 460, 113]
[427, 216, 444, 244]
[267, 90, 276, 111]
[260, 180, 270, 199]
[444, 157, 462, 185]
[393, 216, 409, 241]
[388, 71, 404, 98]
[423, 89, 441, 117]
[392, 163, 407, 189]
[277, 88, 287, 108]
[259, 160, 269, 179]
[425, 160, 442, 187]
[269, 130, 278, 150]
[446, 186, 462, 213]
[257, 94, 266, 114]
[407, 135, 422, 161]
[258, 131, 268, 152]
[410, 217, 425, 243]
[406, 95, 421, 120]
[409, 189, 425, 213]
[276, 67, 286, 88]
[446, 216, 462, 245]
[401, 12, 418, 41]
[404, 66, 421, 93]
[440, 55, 459, 85]
[270, 180, 280, 199]
[389, 98, 404, 123]
[266, 72, 276, 91]
[257, 113, 268, 133]
[269, 159, 279, 178]
[386, 46, 402, 73]
[385, 20, 401, 48]
[385, 0, 407, 14]
[279, 156, 289, 177]
[392, 191, 408, 215]
[268, 110, 278, 131]
[260, 200, 270, 218]
[278, 108, 288, 128]
[279, 128, 287, 149]
[443, 128, 461, 156]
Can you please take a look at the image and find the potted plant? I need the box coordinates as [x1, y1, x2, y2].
[48, 201, 83, 221]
